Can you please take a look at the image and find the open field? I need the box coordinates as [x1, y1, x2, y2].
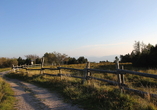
[7, 62, 157, 110]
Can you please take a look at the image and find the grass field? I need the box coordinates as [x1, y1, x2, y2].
[0, 68, 15, 110]
[0, 67, 11, 72]
[6, 62, 157, 110]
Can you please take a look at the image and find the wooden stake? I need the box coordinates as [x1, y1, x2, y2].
[12, 64, 15, 72]
[121, 66, 125, 93]
[121, 66, 125, 84]
[40, 57, 44, 74]
[82, 62, 91, 84]
[86, 62, 91, 84]
[59, 66, 62, 80]
[115, 57, 122, 92]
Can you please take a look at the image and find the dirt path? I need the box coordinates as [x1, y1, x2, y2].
[0, 71, 83, 110]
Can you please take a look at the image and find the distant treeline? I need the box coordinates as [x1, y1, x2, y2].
[3, 41, 156, 68]
[0, 56, 41, 68]
[17, 56, 41, 65]
[0, 52, 88, 68]
[120, 41, 157, 68]
[43, 52, 88, 65]
[0, 57, 18, 68]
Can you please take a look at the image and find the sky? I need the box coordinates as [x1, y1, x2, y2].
[0, 0, 157, 62]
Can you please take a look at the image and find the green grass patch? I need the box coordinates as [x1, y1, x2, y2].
[0, 77, 16, 110]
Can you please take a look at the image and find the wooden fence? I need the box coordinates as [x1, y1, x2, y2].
[12, 64, 41, 69]
[12, 60, 157, 98]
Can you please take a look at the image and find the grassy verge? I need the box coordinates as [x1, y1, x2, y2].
[0, 68, 16, 110]
[6, 70, 157, 110]
[0, 77, 16, 110]
[0, 68, 11, 72]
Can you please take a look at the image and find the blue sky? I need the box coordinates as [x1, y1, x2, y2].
[0, 0, 157, 62]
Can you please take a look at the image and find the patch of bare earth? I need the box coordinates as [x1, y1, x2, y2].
[0, 71, 84, 110]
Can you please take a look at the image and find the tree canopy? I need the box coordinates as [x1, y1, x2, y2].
[120, 41, 157, 67]
[43, 52, 68, 65]
[0, 57, 18, 67]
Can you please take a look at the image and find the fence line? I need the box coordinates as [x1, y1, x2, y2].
[13, 64, 41, 68]
[58, 67, 84, 71]
[12, 60, 157, 98]
[117, 69, 157, 79]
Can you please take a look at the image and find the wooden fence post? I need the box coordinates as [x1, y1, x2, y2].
[86, 62, 91, 84]
[82, 62, 91, 84]
[82, 69, 86, 84]
[40, 57, 44, 74]
[12, 64, 15, 72]
[16, 65, 18, 73]
[121, 66, 125, 84]
[115, 57, 122, 92]
[59, 67, 62, 80]
[121, 66, 125, 93]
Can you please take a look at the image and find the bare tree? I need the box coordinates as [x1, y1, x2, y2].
[133, 41, 140, 55]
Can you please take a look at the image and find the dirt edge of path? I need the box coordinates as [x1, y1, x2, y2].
[0, 71, 84, 110]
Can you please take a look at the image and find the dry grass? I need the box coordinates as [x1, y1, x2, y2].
[7, 62, 157, 110]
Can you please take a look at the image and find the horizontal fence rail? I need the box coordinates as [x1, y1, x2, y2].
[43, 73, 85, 79]
[89, 76, 119, 85]
[12, 61, 157, 98]
[123, 87, 157, 98]
[57, 67, 84, 71]
[26, 69, 42, 70]
[88, 68, 116, 74]
[118, 69, 157, 79]
[42, 68, 59, 70]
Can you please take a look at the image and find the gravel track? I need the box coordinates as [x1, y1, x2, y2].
[0, 71, 83, 110]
